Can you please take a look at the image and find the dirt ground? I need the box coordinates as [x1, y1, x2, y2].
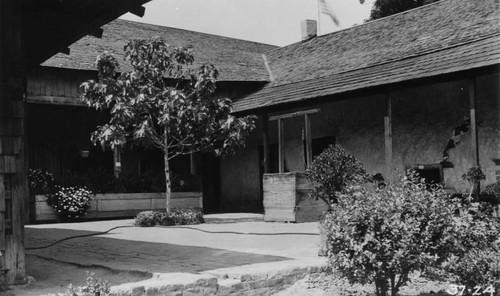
[5, 255, 151, 296]
[273, 272, 451, 296]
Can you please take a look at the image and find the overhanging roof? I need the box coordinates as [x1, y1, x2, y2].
[233, 0, 500, 113]
[10, 0, 150, 71]
[234, 35, 500, 112]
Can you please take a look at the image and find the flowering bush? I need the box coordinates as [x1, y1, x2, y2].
[47, 186, 94, 221]
[135, 208, 204, 227]
[28, 168, 56, 195]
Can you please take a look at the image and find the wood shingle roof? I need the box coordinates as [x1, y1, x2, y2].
[42, 19, 278, 82]
[233, 0, 500, 112]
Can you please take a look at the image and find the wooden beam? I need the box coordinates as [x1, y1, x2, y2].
[26, 95, 86, 107]
[278, 118, 285, 173]
[128, 5, 146, 17]
[269, 108, 319, 121]
[469, 77, 480, 166]
[384, 93, 393, 182]
[262, 113, 270, 173]
[304, 114, 312, 168]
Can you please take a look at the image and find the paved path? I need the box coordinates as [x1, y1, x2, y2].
[26, 217, 321, 274]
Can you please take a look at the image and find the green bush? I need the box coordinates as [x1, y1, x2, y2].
[323, 174, 463, 296]
[442, 201, 500, 291]
[306, 144, 368, 208]
[47, 272, 110, 296]
[134, 208, 204, 227]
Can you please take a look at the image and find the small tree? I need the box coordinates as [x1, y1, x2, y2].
[462, 166, 486, 201]
[306, 144, 368, 209]
[81, 37, 255, 212]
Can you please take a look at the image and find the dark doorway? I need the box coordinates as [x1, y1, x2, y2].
[201, 153, 221, 213]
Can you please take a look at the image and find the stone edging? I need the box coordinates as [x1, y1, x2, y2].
[111, 259, 329, 296]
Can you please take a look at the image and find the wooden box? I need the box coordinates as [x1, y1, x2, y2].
[263, 172, 328, 222]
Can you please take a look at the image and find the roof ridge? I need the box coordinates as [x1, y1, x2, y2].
[114, 18, 279, 49]
[268, 0, 449, 50]
[265, 33, 500, 89]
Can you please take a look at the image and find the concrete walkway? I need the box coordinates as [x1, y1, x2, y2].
[24, 214, 328, 296]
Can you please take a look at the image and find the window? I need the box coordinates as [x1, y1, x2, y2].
[408, 164, 443, 185]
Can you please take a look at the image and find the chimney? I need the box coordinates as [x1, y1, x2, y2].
[301, 19, 317, 41]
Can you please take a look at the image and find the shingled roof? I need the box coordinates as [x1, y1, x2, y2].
[42, 19, 278, 82]
[233, 0, 500, 112]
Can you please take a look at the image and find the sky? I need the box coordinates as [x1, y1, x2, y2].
[120, 0, 375, 46]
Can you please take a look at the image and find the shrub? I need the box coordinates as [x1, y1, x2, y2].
[47, 186, 94, 221]
[46, 272, 111, 296]
[135, 208, 204, 227]
[28, 168, 56, 195]
[442, 201, 500, 290]
[306, 144, 368, 208]
[323, 174, 462, 296]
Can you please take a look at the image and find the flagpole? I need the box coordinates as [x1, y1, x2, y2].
[317, 0, 321, 35]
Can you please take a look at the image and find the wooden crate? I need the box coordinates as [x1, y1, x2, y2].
[263, 172, 328, 222]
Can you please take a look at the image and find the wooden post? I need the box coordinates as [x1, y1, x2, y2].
[304, 114, 313, 168]
[189, 153, 197, 176]
[469, 77, 480, 166]
[384, 93, 393, 183]
[278, 118, 285, 173]
[113, 147, 121, 178]
[262, 114, 270, 173]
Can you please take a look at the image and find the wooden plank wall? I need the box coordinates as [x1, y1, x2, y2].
[26, 67, 95, 106]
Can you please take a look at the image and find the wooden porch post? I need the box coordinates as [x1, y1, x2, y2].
[384, 92, 393, 183]
[262, 113, 270, 173]
[468, 77, 480, 166]
[0, 0, 26, 284]
[278, 118, 285, 173]
[304, 114, 313, 168]
[189, 153, 197, 176]
[113, 147, 121, 178]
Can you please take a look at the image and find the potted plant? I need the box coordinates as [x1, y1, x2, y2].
[462, 166, 486, 202]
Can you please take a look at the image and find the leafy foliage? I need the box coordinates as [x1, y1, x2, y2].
[47, 186, 94, 221]
[81, 37, 255, 211]
[46, 272, 111, 296]
[462, 166, 486, 200]
[28, 168, 56, 195]
[323, 171, 500, 296]
[366, 0, 440, 21]
[442, 201, 500, 290]
[306, 144, 368, 208]
[134, 208, 204, 227]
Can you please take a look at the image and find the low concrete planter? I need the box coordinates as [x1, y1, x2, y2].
[263, 172, 328, 223]
[35, 192, 203, 222]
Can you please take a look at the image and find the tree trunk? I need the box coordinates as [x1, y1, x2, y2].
[164, 141, 172, 213]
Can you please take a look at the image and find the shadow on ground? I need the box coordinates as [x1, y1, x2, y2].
[25, 228, 290, 274]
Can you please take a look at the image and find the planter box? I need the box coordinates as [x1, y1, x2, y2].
[35, 192, 203, 222]
[263, 172, 328, 223]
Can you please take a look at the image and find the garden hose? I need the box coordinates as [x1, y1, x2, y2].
[26, 225, 318, 250]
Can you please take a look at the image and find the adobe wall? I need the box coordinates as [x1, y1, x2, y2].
[219, 73, 499, 212]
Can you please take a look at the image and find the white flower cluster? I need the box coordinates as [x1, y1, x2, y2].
[51, 186, 93, 219]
